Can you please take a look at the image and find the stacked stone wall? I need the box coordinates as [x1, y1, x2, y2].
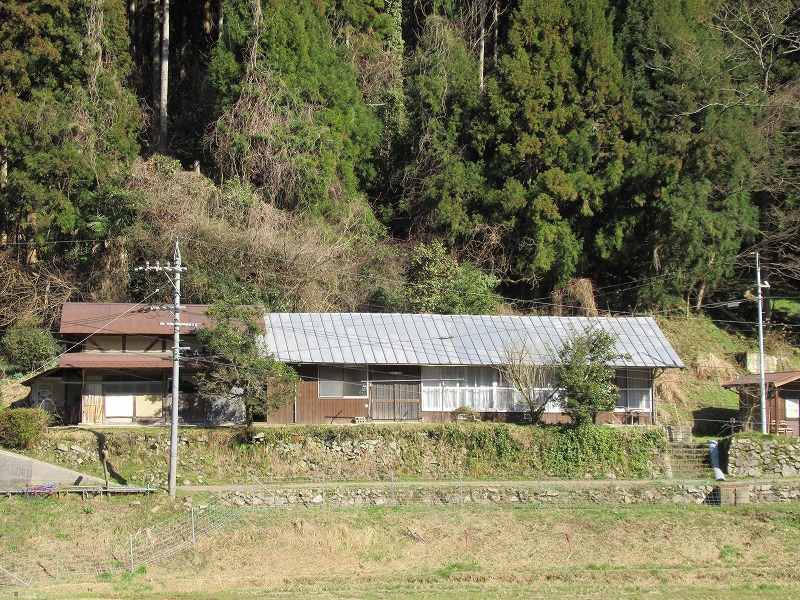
[725, 438, 800, 478]
[217, 480, 800, 508]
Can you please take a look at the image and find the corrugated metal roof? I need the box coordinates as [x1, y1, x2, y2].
[262, 313, 684, 368]
[723, 371, 800, 389]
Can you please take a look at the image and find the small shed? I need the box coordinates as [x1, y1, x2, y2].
[722, 371, 800, 436]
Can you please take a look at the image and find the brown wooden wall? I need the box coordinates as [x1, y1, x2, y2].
[738, 384, 800, 436]
[266, 366, 370, 425]
[263, 364, 651, 427]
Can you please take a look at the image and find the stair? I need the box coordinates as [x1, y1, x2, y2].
[669, 442, 713, 479]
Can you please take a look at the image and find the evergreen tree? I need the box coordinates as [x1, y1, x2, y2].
[554, 327, 625, 427]
[404, 240, 501, 314]
[482, 0, 632, 289]
[209, 0, 381, 217]
[605, 0, 763, 310]
[0, 0, 140, 263]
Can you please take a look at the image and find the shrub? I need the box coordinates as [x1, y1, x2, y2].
[0, 408, 51, 450]
[1, 321, 59, 374]
[451, 406, 481, 421]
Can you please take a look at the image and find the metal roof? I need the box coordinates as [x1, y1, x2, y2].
[262, 313, 684, 368]
[723, 371, 800, 389]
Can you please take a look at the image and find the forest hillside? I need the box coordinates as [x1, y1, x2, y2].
[0, 0, 798, 332]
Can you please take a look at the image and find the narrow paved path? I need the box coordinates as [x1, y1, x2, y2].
[0, 449, 107, 489]
[176, 476, 742, 494]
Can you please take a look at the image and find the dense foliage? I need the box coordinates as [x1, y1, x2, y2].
[554, 327, 626, 426]
[0, 0, 799, 323]
[0, 321, 59, 374]
[0, 407, 51, 449]
[195, 303, 299, 424]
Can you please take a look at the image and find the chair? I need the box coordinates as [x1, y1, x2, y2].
[625, 408, 648, 425]
[777, 420, 793, 436]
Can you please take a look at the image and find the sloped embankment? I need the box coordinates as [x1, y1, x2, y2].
[22, 423, 666, 488]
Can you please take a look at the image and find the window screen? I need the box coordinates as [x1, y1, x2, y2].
[616, 368, 653, 410]
[319, 366, 368, 398]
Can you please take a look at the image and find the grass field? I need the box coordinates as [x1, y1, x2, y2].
[3, 492, 800, 599]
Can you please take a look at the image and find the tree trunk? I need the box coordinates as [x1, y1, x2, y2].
[478, 8, 485, 92]
[493, 0, 499, 67]
[128, 0, 137, 61]
[159, 0, 170, 154]
[0, 146, 7, 189]
[151, 0, 161, 150]
[694, 282, 706, 312]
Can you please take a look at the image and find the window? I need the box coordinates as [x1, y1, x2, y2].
[616, 368, 652, 411]
[319, 366, 368, 398]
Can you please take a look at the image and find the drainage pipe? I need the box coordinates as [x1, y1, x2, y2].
[708, 440, 726, 481]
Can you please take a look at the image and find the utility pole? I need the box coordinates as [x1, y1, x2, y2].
[135, 238, 188, 499]
[755, 252, 770, 435]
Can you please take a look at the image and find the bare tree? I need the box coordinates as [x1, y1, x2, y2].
[499, 340, 555, 423]
[710, 0, 800, 93]
[751, 204, 800, 285]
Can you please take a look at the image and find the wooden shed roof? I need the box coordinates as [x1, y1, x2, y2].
[723, 371, 800, 389]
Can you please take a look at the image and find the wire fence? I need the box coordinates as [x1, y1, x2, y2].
[2, 474, 799, 589]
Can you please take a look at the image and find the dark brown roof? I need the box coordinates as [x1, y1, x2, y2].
[60, 303, 212, 335]
[722, 371, 800, 389]
[59, 352, 206, 370]
[59, 353, 172, 369]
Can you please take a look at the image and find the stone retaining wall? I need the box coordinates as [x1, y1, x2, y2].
[216, 480, 800, 509]
[725, 437, 800, 478]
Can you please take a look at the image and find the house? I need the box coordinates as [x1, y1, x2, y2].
[28, 306, 683, 427]
[722, 371, 800, 436]
[259, 313, 683, 425]
[27, 302, 243, 425]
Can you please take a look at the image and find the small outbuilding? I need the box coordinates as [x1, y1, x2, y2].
[722, 371, 800, 436]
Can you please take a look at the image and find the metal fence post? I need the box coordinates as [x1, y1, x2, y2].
[682, 481, 687, 509]
[459, 471, 463, 507]
[611, 480, 615, 506]
[129, 533, 134, 574]
[252, 475, 256, 513]
[391, 472, 396, 506]
[322, 473, 326, 508]
[191, 506, 196, 547]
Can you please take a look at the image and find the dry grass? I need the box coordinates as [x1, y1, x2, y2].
[693, 353, 739, 384]
[9, 498, 800, 599]
[123, 158, 401, 312]
[0, 378, 29, 408]
[552, 278, 599, 317]
[655, 370, 693, 426]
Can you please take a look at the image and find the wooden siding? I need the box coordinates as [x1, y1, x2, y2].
[264, 364, 653, 426]
[296, 380, 368, 424]
[738, 383, 800, 436]
[266, 366, 369, 425]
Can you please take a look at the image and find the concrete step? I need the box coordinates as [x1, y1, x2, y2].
[668, 442, 715, 478]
